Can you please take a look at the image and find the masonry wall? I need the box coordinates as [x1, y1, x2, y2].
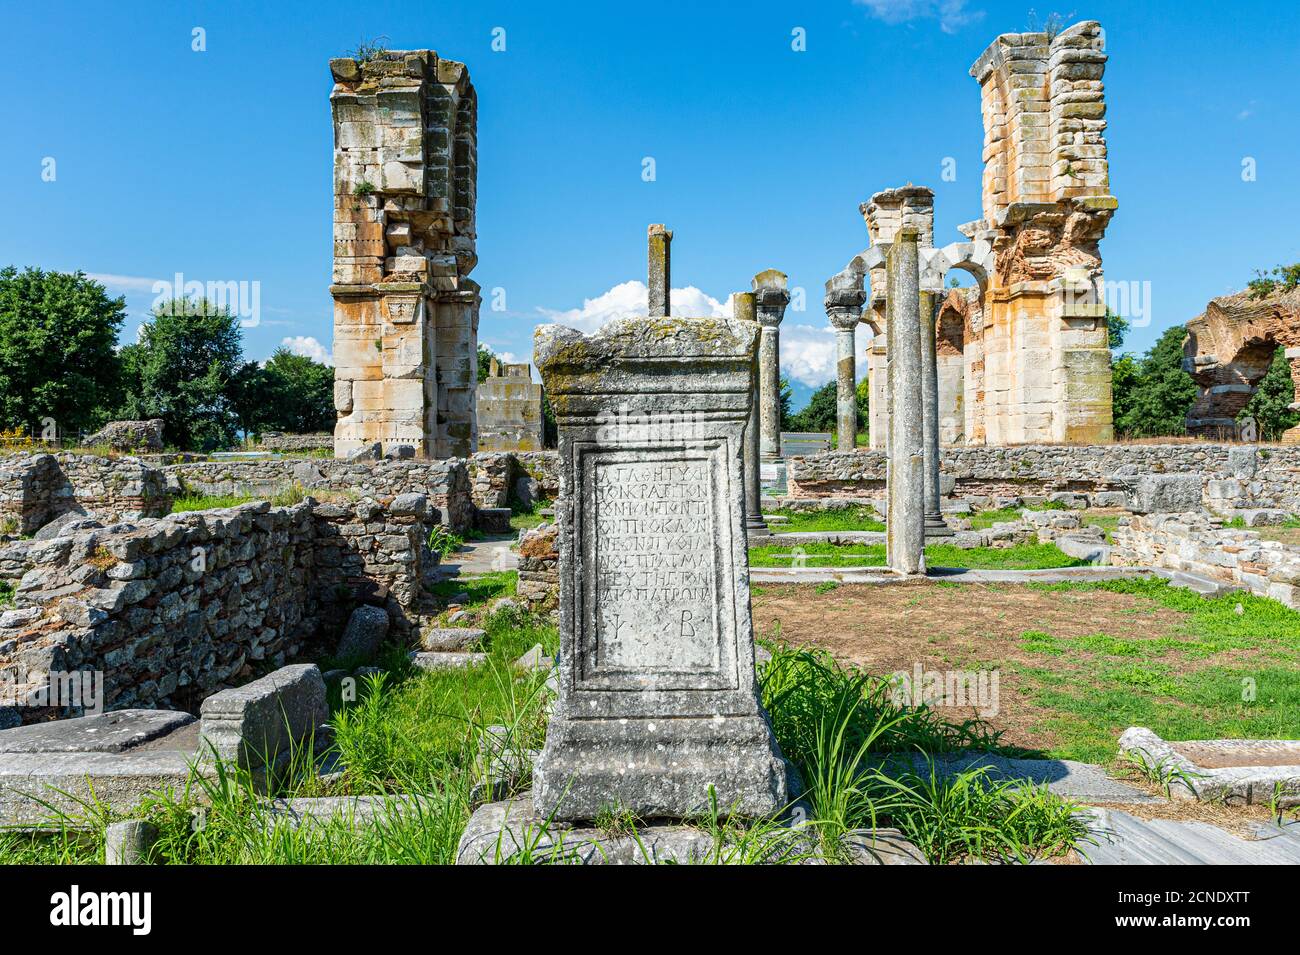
[0, 496, 435, 718]
[0, 453, 171, 535]
[168, 458, 475, 534]
[787, 444, 1300, 511]
[1112, 513, 1300, 609]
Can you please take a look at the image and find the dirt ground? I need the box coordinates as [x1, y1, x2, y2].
[750, 580, 1188, 756]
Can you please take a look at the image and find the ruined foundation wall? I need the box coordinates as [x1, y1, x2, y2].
[329, 50, 479, 459]
[477, 362, 545, 452]
[0, 453, 171, 536]
[788, 445, 1300, 511]
[0, 496, 435, 716]
[1112, 513, 1300, 610]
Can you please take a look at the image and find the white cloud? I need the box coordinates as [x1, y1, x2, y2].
[280, 335, 333, 366]
[538, 280, 876, 390]
[86, 273, 164, 294]
[779, 323, 872, 389]
[536, 280, 730, 334]
[854, 0, 983, 34]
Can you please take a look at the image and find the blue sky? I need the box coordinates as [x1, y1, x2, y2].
[4, 0, 1298, 410]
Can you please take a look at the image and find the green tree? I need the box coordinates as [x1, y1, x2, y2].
[777, 376, 794, 430]
[118, 298, 244, 451]
[0, 267, 124, 436]
[787, 381, 837, 434]
[477, 344, 497, 383]
[1109, 352, 1139, 432]
[261, 348, 335, 433]
[1106, 309, 1129, 351]
[1113, 324, 1197, 438]
[855, 377, 870, 444]
[1240, 347, 1299, 440]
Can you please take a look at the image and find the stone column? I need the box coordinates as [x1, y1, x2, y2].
[734, 291, 768, 536]
[885, 229, 926, 575]
[753, 270, 789, 461]
[532, 314, 789, 821]
[919, 290, 952, 538]
[648, 224, 672, 317]
[825, 273, 867, 451]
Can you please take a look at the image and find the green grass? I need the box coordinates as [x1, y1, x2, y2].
[3, 625, 1090, 866]
[427, 570, 517, 606]
[758, 646, 1087, 863]
[766, 506, 884, 533]
[508, 496, 551, 532]
[170, 492, 257, 512]
[748, 540, 1086, 570]
[1005, 577, 1300, 762]
[0, 602, 559, 866]
[0, 581, 12, 609]
[169, 484, 315, 513]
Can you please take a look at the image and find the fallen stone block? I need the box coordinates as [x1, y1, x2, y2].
[475, 507, 513, 533]
[420, 626, 486, 652]
[1119, 726, 1300, 807]
[336, 605, 390, 662]
[410, 651, 488, 671]
[1055, 534, 1112, 565]
[514, 643, 551, 672]
[0, 749, 198, 826]
[0, 709, 195, 754]
[199, 664, 328, 771]
[105, 819, 159, 865]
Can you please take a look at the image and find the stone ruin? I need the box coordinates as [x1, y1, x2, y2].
[476, 359, 546, 452]
[1183, 286, 1300, 442]
[329, 49, 479, 460]
[835, 20, 1117, 451]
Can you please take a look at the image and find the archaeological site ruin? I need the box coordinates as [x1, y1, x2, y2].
[3, 13, 1299, 884]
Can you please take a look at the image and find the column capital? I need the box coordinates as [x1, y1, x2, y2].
[751, 269, 789, 326]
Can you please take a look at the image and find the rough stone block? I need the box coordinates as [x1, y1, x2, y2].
[1128, 474, 1203, 514]
[199, 664, 328, 771]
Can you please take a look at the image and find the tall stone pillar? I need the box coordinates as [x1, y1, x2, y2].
[734, 291, 768, 537]
[329, 50, 479, 460]
[860, 186, 935, 456]
[532, 314, 789, 821]
[920, 290, 951, 538]
[753, 270, 789, 462]
[648, 224, 672, 317]
[825, 273, 867, 451]
[886, 229, 926, 575]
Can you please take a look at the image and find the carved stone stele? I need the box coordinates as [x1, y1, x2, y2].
[531, 316, 789, 821]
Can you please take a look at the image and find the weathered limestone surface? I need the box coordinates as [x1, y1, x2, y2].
[84, 420, 165, 453]
[733, 290, 768, 536]
[199, 664, 328, 771]
[329, 49, 479, 459]
[885, 230, 926, 575]
[754, 270, 790, 462]
[476, 360, 545, 452]
[647, 224, 672, 318]
[860, 21, 1116, 447]
[532, 314, 788, 821]
[1183, 287, 1300, 442]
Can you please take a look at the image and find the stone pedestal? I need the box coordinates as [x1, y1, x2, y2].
[532, 316, 788, 821]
